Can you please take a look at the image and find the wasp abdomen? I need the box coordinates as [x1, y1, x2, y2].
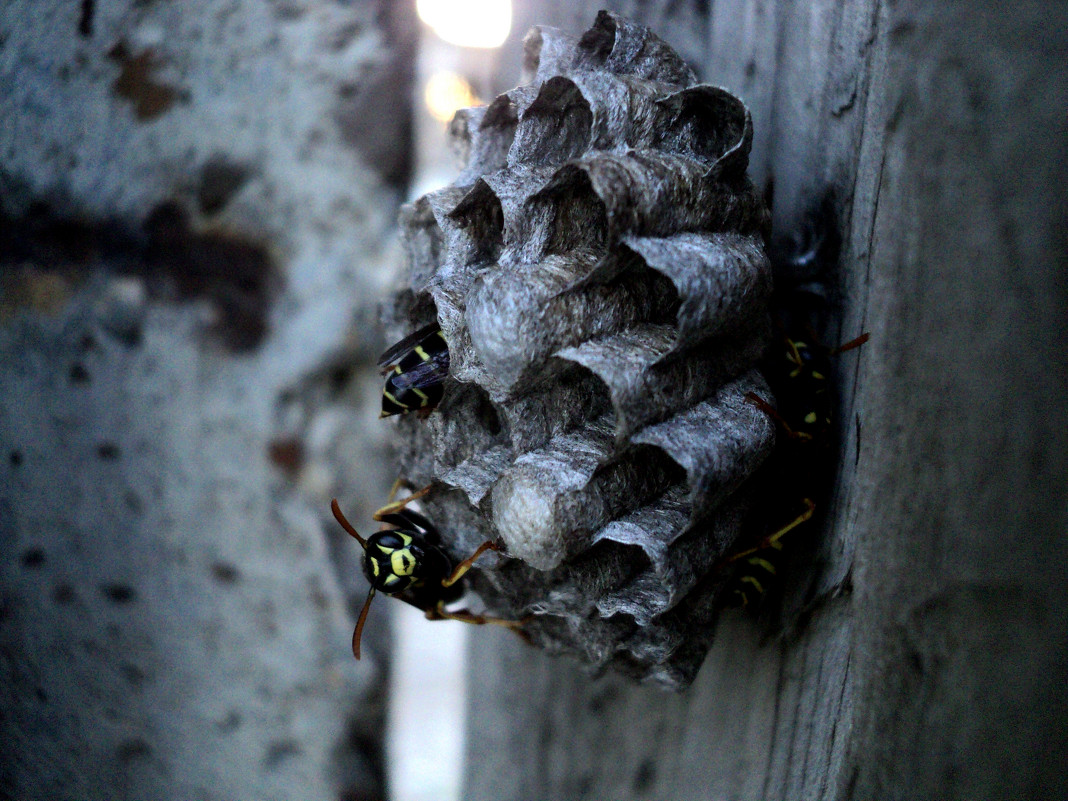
[379, 323, 450, 417]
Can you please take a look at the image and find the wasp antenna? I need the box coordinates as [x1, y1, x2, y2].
[352, 587, 376, 660]
[331, 499, 367, 548]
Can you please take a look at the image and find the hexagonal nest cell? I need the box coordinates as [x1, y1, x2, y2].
[383, 11, 775, 689]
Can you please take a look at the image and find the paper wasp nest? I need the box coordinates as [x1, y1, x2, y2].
[386, 12, 774, 689]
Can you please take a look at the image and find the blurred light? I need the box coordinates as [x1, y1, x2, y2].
[416, 0, 512, 49]
[388, 603, 468, 801]
[424, 71, 480, 123]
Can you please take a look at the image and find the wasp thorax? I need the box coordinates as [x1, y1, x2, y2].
[363, 530, 423, 593]
[383, 11, 776, 689]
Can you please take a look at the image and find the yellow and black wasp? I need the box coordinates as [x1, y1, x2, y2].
[378, 322, 450, 418]
[720, 326, 868, 608]
[331, 482, 526, 659]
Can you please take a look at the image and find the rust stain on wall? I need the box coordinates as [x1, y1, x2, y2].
[108, 41, 184, 121]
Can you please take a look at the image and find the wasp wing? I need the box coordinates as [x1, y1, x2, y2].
[377, 322, 442, 369]
[390, 357, 449, 393]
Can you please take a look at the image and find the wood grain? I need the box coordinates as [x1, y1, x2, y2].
[463, 2, 1068, 798]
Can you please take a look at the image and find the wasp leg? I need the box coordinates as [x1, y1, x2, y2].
[718, 497, 816, 571]
[785, 336, 806, 372]
[383, 477, 417, 506]
[428, 601, 532, 632]
[731, 589, 750, 608]
[830, 331, 870, 355]
[744, 392, 814, 441]
[372, 482, 434, 521]
[725, 553, 781, 609]
[441, 540, 503, 588]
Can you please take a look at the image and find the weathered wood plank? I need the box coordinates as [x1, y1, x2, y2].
[462, 1, 1068, 798]
[842, 0, 1068, 796]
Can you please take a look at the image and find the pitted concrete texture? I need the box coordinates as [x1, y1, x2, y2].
[0, 1, 414, 799]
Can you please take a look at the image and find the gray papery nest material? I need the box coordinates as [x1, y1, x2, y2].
[385, 11, 774, 689]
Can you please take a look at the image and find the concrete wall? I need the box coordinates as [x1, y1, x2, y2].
[0, 2, 416, 799]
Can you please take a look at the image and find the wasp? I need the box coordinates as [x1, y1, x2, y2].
[378, 322, 450, 418]
[719, 327, 869, 608]
[330, 481, 527, 659]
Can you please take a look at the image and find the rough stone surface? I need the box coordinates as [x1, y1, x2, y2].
[0, 1, 415, 799]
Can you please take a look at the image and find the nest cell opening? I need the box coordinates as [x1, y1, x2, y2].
[454, 94, 521, 183]
[528, 166, 609, 258]
[498, 359, 614, 453]
[448, 179, 504, 266]
[431, 379, 511, 473]
[510, 77, 593, 167]
[400, 197, 446, 291]
[521, 26, 546, 82]
[573, 11, 696, 87]
[386, 287, 440, 343]
[574, 11, 618, 71]
[657, 86, 752, 175]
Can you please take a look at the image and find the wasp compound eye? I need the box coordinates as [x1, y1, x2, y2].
[381, 11, 778, 689]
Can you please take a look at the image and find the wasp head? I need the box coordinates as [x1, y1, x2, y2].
[363, 529, 425, 594]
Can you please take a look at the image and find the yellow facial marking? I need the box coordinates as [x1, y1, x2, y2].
[396, 532, 413, 546]
[391, 548, 416, 577]
[383, 574, 401, 587]
[370, 558, 380, 577]
[375, 543, 395, 554]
